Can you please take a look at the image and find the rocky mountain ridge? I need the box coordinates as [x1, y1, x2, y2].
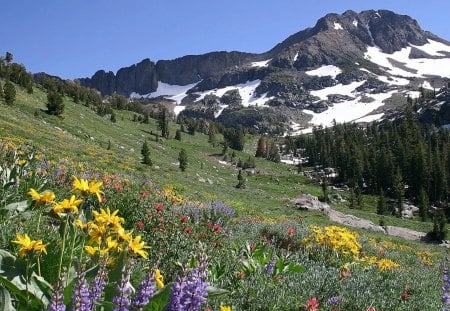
[77, 9, 450, 133]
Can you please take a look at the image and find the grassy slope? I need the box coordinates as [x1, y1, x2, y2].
[0, 82, 438, 238]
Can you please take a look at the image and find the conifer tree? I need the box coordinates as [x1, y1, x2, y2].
[236, 169, 246, 189]
[377, 189, 387, 215]
[0, 80, 3, 98]
[46, 91, 64, 115]
[393, 167, 405, 217]
[208, 124, 217, 147]
[321, 177, 329, 203]
[175, 129, 182, 141]
[141, 140, 152, 166]
[255, 136, 267, 158]
[178, 148, 188, 172]
[158, 107, 169, 138]
[110, 111, 117, 123]
[3, 81, 16, 105]
[417, 187, 429, 221]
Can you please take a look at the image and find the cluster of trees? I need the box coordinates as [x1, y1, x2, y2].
[296, 105, 449, 221]
[255, 136, 281, 163]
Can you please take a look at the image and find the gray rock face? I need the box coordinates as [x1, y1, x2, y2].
[78, 8, 446, 107]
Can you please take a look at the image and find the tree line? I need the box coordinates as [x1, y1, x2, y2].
[295, 104, 449, 221]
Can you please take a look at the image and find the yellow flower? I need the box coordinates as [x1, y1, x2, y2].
[117, 227, 133, 242]
[72, 176, 104, 203]
[12, 233, 48, 258]
[28, 188, 55, 205]
[74, 219, 86, 229]
[53, 195, 83, 215]
[17, 159, 27, 166]
[377, 258, 400, 271]
[128, 235, 150, 259]
[85, 245, 99, 256]
[220, 306, 232, 311]
[155, 269, 164, 289]
[93, 207, 124, 230]
[100, 236, 119, 255]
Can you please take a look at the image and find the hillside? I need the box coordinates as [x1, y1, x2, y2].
[0, 79, 447, 310]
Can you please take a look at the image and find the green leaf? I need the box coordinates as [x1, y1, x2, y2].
[142, 284, 171, 311]
[206, 285, 229, 298]
[5, 201, 28, 213]
[0, 286, 14, 311]
[0, 276, 27, 305]
[286, 262, 305, 273]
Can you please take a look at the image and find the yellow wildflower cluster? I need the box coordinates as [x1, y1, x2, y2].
[161, 185, 186, 204]
[72, 176, 105, 203]
[154, 269, 164, 288]
[75, 207, 149, 259]
[377, 258, 400, 271]
[417, 251, 433, 266]
[379, 240, 414, 252]
[28, 188, 56, 206]
[12, 233, 47, 258]
[303, 225, 361, 260]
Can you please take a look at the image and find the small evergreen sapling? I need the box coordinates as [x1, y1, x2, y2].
[178, 149, 188, 172]
[141, 140, 152, 166]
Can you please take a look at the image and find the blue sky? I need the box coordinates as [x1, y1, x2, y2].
[1, 0, 449, 79]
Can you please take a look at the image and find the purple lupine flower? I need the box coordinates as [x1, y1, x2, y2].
[71, 271, 90, 311]
[266, 259, 276, 276]
[443, 262, 450, 309]
[112, 265, 133, 311]
[131, 271, 156, 309]
[90, 259, 108, 307]
[167, 268, 208, 311]
[48, 276, 66, 311]
[327, 296, 342, 307]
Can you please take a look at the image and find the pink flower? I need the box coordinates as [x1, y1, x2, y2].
[400, 292, 409, 300]
[287, 226, 295, 236]
[136, 220, 144, 230]
[367, 307, 376, 311]
[305, 297, 319, 311]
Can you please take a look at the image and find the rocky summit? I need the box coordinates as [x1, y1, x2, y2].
[78, 9, 450, 133]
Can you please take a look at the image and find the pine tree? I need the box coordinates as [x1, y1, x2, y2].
[237, 158, 243, 168]
[141, 140, 152, 166]
[178, 149, 188, 172]
[393, 167, 405, 217]
[46, 91, 64, 115]
[236, 169, 246, 189]
[208, 124, 217, 147]
[158, 108, 169, 138]
[110, 111, 117, 123]
[432, 209, 447, 240]
[3, 81, 16, 105]
[255, 136, 267, 158]
[175, 129, 182, 141]
[143, 112, 149, 124]
[267, 140, 281, 163]
[0, 80, 3, 98]
[376, 189, 387, 215]
[417, 187, 429, 221]
[348, 188, 356, 209]
[321, 177, 329, 203]
[107, 140, 112, 151]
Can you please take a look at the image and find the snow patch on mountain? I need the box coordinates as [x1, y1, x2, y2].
[421, 81, 433, 89]
[214, 105, 229, 118]
[302, 90, 395, 129]
[355, 113, 385, 123]
[131, 81, 198, 104]
[173, 105, 186, 115]
[411, 39, 450, 57]
[353, 20, 358, 27]
[310, 80, 365, 100]
[250, 59, 272, 67]
[334, 22, 343, 30]
[364, 45, 450, 78]
[195, 80, 274, 108]
[306, 65, 342, 78]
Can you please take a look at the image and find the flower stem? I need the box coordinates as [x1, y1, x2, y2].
[57, 216, 70, 281]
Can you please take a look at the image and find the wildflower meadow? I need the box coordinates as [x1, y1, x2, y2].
[0, 138, 447, 310]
